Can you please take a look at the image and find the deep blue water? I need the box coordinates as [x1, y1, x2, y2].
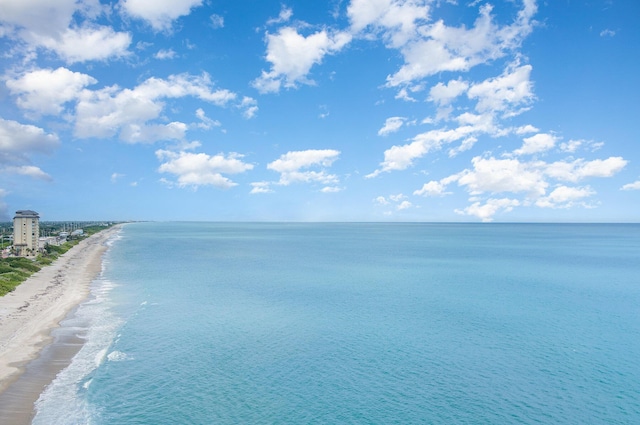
[34, 223, 640, 424]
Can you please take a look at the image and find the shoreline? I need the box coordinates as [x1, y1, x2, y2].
[0, 225, 122, 423]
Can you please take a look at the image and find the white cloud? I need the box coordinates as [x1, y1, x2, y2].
[210, 14, 224, 29]
[0, 118, 59, 159]
[155, 49, 177, 60]
[348, 0, 431, 48]
[448, 136, 477, 157]
[267, 6, 293, 26]
[374, 196, 389, 205]
[252, 27, 352, 93]
[455, 197, 520, 222]
[321, 186, 342, 193]
[32, 25, 132, 63]
[249, 181, 273, 194]
[156, 149, 253, 189]
[397, 200, 412, 210]
[423, 153, 627, 221]
[515, 124, 539, 134]
[414, 179, 452, 197]
[6, 67, 97, 115]
[513, 133, 557, 156]
[559, 139, 582, 153]
[3, 165, 52, 181]
[120, 0, 204, 31]
[194, 108, 221, 130]
[378, 116, 405, 136]
[428, 78, 469, 105]
[544, 157, 628, 183]
[0, 118, 59, 180]
[457, 156, 547, 196]
[267, 149, 341, 186]
[0, 0, 87, 35]
[467, 63, 534, 116]
[535, 185, 594, 208]
[75, 73, 237, 142]
[600, 29, 615, 37]
[385, 3, 537, 87]
[621, 181, 640, 191]
[238, 97, 259, 119]
[368, 124, 478, 177]
[111, 172, 125, 183]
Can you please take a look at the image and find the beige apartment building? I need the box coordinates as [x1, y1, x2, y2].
[13, 210, 40, 257]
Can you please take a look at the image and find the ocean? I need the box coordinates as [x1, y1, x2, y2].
[32, 223, 640, 424]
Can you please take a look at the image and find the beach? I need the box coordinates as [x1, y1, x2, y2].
[0, 225, 121, 423]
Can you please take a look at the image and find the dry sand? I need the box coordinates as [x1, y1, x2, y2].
[0, 225, 122, 420]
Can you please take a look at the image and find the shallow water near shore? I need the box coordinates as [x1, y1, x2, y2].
[33, 222, 640, 424]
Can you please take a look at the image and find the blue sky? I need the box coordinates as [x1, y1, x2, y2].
[1, 0, 639, 222]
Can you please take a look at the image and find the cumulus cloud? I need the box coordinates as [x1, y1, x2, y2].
[3, 165, 52, 181]
[513, 133, 557, 156]
[267, 6, 293, 26]
[250, 181, 274, 194]
[31, 26, 132, 63]
[0, 1, 132, 63]
[120, 0, 204, 31]
[455, 197, 520, 222]
[415, 153, 627, 221]
[544, 157, 628, 183]
[535, 185, 594, 209]
[413, 177, 456, 197]
[0, 118, 58, 180]
[252, 27, 352, 93]
[429, 78, 469, 105]
[457, 156, 547, 196]
[621, 181, 640, 191]
[0, 118, 59, 159]
[374, 193, 412, 211]
[367, 124, 481, 177]
[267, 149, 341, 186]
[210, 14, 224, 29]
[156, 149, 253, 189]
[467, 63, 534, 116]
[74, 73, 238, 143]
[155, 49, 177, 60]
[194, 108, 221, 130]
[321, 186, 342, 193]
[559, 140, 581, 153]
[6, 67, 97, 115]
[385, 3, 537, 87]
[348, 0, 431, 48]
[378, 116, 406, 136]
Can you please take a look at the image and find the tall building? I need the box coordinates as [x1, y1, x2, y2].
[13, 210, 40, 257]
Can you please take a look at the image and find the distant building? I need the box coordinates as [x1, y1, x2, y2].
[13, 210, 40, 257]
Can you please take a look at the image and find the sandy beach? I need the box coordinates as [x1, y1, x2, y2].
[0, 225, 121, 422]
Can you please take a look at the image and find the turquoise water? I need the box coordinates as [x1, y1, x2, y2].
[34, 223, 640, 424]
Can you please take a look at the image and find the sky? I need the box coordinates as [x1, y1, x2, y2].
[0, 0, 639, 222]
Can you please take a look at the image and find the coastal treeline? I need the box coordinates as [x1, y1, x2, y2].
[0, 224, 113, 296]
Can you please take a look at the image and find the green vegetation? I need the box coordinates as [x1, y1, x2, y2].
[0, 257, 42, 296]
[0, 224, 114, 296]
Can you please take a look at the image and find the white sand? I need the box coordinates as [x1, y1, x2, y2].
[0, 225, 121, 393]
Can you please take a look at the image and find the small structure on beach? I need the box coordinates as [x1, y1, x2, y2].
[13, 210, 40, 257]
